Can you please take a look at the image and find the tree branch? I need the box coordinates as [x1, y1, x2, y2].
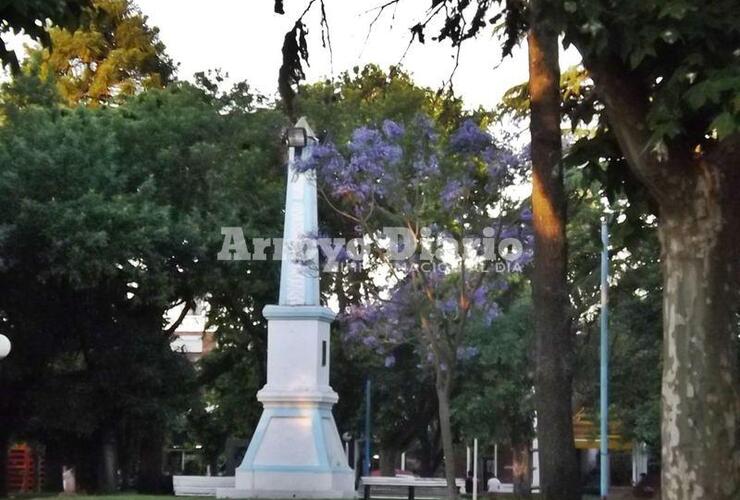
[581, 55, 695, 206]
[164, 298, 194, 336]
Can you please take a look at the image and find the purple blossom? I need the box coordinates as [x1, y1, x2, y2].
[441, 180, 464, 208]
[440, 176, 475, 209]
[471, 285, 488, 307]
[411, 154, 440, 179]
[382, 120, 405, 140]
[294, 143, 344, 174]
[414, 114, 439, 142]
[346, 321, 363, 340]
[348, 127, 402, 165]
[484, 147, 519, 169]
[456, 346, 479, 361]
[301, 116, 525, 371]
[483, 303, 501, 326]
[499, 225, 520, 240]
[345, 127, 403, 199]
[362, 335, 379, 348]
[439, 297, 458, 314]
[450, 119, 491, 154]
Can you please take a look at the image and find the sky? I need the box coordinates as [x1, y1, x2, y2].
[134, 0, 582, 110]
[2, 1, 582, 109]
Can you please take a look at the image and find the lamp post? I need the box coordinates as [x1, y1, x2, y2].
[364, 377, 372, 477]
[600, 217, 610, 499]
[0, 334, 10, 359]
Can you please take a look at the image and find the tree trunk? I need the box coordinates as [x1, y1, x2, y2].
[579, 49, 740, 499]
[418, 424, 442, 477]
[435, 370, 458, 500]
[43, 441, 64, 493]
[98, 428, 118, 493]
[657, 162, 739, 500]
[512, 442, 532, 497]
[379, 445, 399, 476]
[138, 427, 166, 493]
[528, 2, 581, 499]
[0, 430, 8, 498]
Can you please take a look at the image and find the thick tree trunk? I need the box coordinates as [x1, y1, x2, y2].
[379, 445, 399, 476]
[581, 51, 740, 499]
[657, 163, 739, 500]
[512, 442, 532, 497]
[98, 428, 118, 493]
[43, 441, 64, 493]
[527, 2, 580, 500]
[138, 427, 166, 493]
[418, 425, 442, 477]
[74, 439, 98, 493]
[435, 371, 458, 500]
[0, 430, 8, 497]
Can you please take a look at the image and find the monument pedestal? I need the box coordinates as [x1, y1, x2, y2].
[217, 306, 354, 498]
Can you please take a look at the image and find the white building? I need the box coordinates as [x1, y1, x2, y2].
[167, 300, 217, 362]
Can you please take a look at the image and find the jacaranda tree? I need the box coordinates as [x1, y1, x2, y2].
[296, 116, 531, 497]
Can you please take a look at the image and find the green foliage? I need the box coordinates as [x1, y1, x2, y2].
[549, 0, 740, 178]
[0, 74, 287, 488]
[295, 64, 477, 141]
[453, 296, 535, 449]
[28, 0, 175, 106]
[562, 0, 740, 141]
[0, 0, 91, 73]
[566, 175, 662, 447]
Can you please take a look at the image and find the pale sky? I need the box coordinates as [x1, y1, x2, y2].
[136, 0, 581, 110]
[2, 0, 582, 109]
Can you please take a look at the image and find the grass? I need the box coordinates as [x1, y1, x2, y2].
[6, 496, 210, 500]
[5, 494, 614, 500]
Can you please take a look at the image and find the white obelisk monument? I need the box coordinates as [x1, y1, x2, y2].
[220, 118, 354, 498]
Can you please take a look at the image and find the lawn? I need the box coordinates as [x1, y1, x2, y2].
[10, 496, 211, 500]
[7, 494, 627, 500]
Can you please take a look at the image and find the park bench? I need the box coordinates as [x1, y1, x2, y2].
[360, 476, 466, 500]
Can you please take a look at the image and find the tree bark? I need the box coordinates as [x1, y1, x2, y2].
[657, 158, 740, 500]
[512, 441, 532, 497]
[528, 2, 581, 499]
[138, 426, 166, 493]
[0, 430, 8, 497]
[418, 424, 442, 477]
[435, 369, 458, 500]
[98, 428, 118, 493]
[379, 445, 399, 476]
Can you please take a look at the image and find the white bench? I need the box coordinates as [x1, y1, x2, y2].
[173, 475, 235, 496]
[360, 476, 466, 500]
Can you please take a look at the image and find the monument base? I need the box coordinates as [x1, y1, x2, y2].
[216, 387, 355, 498]
[217, 469, 355, 498]
[217, 304, 355, 498]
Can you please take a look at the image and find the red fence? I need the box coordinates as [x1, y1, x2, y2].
[6, 443, 43, 493]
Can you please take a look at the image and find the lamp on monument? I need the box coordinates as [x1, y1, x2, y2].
[285, 127, 307, 148]
[0, 334, 11, 359]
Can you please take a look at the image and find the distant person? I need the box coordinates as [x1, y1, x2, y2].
[487, 476, 503, 492]
[465, 470, 474, 494]
[633, 472, 656, 498]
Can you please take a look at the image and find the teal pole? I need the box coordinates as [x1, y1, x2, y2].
[600, 217, 610, 499]
[364, 378, 371, 477]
